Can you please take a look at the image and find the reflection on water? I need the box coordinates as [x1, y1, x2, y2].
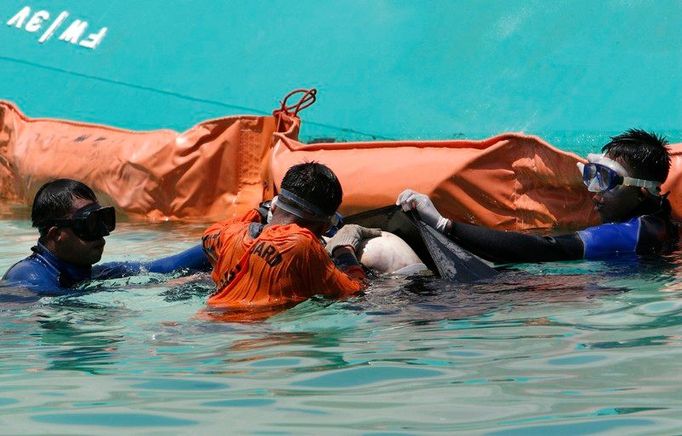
[33, 299, 128, 374]
[0, 220, 681, 433]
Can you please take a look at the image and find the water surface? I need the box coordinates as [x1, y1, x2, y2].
[0, 215, 681, 433]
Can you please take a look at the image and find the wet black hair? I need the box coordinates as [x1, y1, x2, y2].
[602, 129, 670, 183]
[32, 179, 98, 236]
[280, 162, 342, 216]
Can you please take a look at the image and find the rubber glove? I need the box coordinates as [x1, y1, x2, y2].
[325, 224, 382, 255]
[396, 189, 450, 233]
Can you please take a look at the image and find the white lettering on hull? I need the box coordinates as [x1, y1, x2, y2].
[6, 5, 107, 50]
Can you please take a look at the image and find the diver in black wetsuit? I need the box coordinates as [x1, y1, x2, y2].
[3, 179, 210, 295]
[397, 129, 677, 263]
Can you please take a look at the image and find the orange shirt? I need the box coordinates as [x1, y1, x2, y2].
[202, 210, 364, 311]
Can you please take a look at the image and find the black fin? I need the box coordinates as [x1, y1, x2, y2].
[408, 212, 498, 282]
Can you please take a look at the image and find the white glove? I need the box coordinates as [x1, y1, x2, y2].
[326, 224, 382, 255]
[396, 189, 449, 233]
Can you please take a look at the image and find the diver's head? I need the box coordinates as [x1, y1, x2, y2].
[602, 129, 670, 184]
[271, 162, 343, 236]
[32, 179, 116, 266]
[580, 129, 670, 223]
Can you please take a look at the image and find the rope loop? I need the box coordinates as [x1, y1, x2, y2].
[274, 88, 317, 118]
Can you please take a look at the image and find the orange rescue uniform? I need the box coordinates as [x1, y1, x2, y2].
[202, 210, 365, 312]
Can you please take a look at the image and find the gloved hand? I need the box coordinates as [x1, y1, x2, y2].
[325, 224, 382, 255]
[396, 189, 450, 233]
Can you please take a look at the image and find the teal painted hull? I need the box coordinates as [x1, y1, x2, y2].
[1, 1, 680, 146]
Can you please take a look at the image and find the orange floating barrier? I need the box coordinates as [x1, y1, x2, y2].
[269, 111, 601, 231]
[0, 99, 295, 221]
[1, 88, 679, 229]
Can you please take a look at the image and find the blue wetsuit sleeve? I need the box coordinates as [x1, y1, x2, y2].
[577, 217, 640, 259]
[93, 244, 210, 279]
[92, 262, 142, 279]
[143, 244, 211, 273]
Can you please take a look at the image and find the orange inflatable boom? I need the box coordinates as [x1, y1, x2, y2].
[269, 107, 601, 231]
[1, 88, 679, 229]
[0, 96, 300, 221]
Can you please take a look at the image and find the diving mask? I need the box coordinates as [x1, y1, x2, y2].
[576, 153, 661, 195]
[41, 204, 116, 241]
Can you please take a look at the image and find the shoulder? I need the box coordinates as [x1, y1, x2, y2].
[203, 217, 253, 255]
[204, 210, 262, 234]
[3, 255, 60, 291]
[203, 220, 249, 240]
[639, 213, 674, 233]
[259, 224, 327, 262]
[637, 213, 677, 253]
[271, 224, 321, 249]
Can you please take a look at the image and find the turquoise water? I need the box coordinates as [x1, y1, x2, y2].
[1, 216, 682, 433]
[2, 0, 682, 433]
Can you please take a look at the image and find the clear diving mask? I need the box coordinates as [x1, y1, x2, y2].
[576, 153, 661, 196]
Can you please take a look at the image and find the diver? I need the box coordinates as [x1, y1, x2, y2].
[397, 129, 677, 262]
[202, 162, 386, 315]
[3, 179, 210, 294]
